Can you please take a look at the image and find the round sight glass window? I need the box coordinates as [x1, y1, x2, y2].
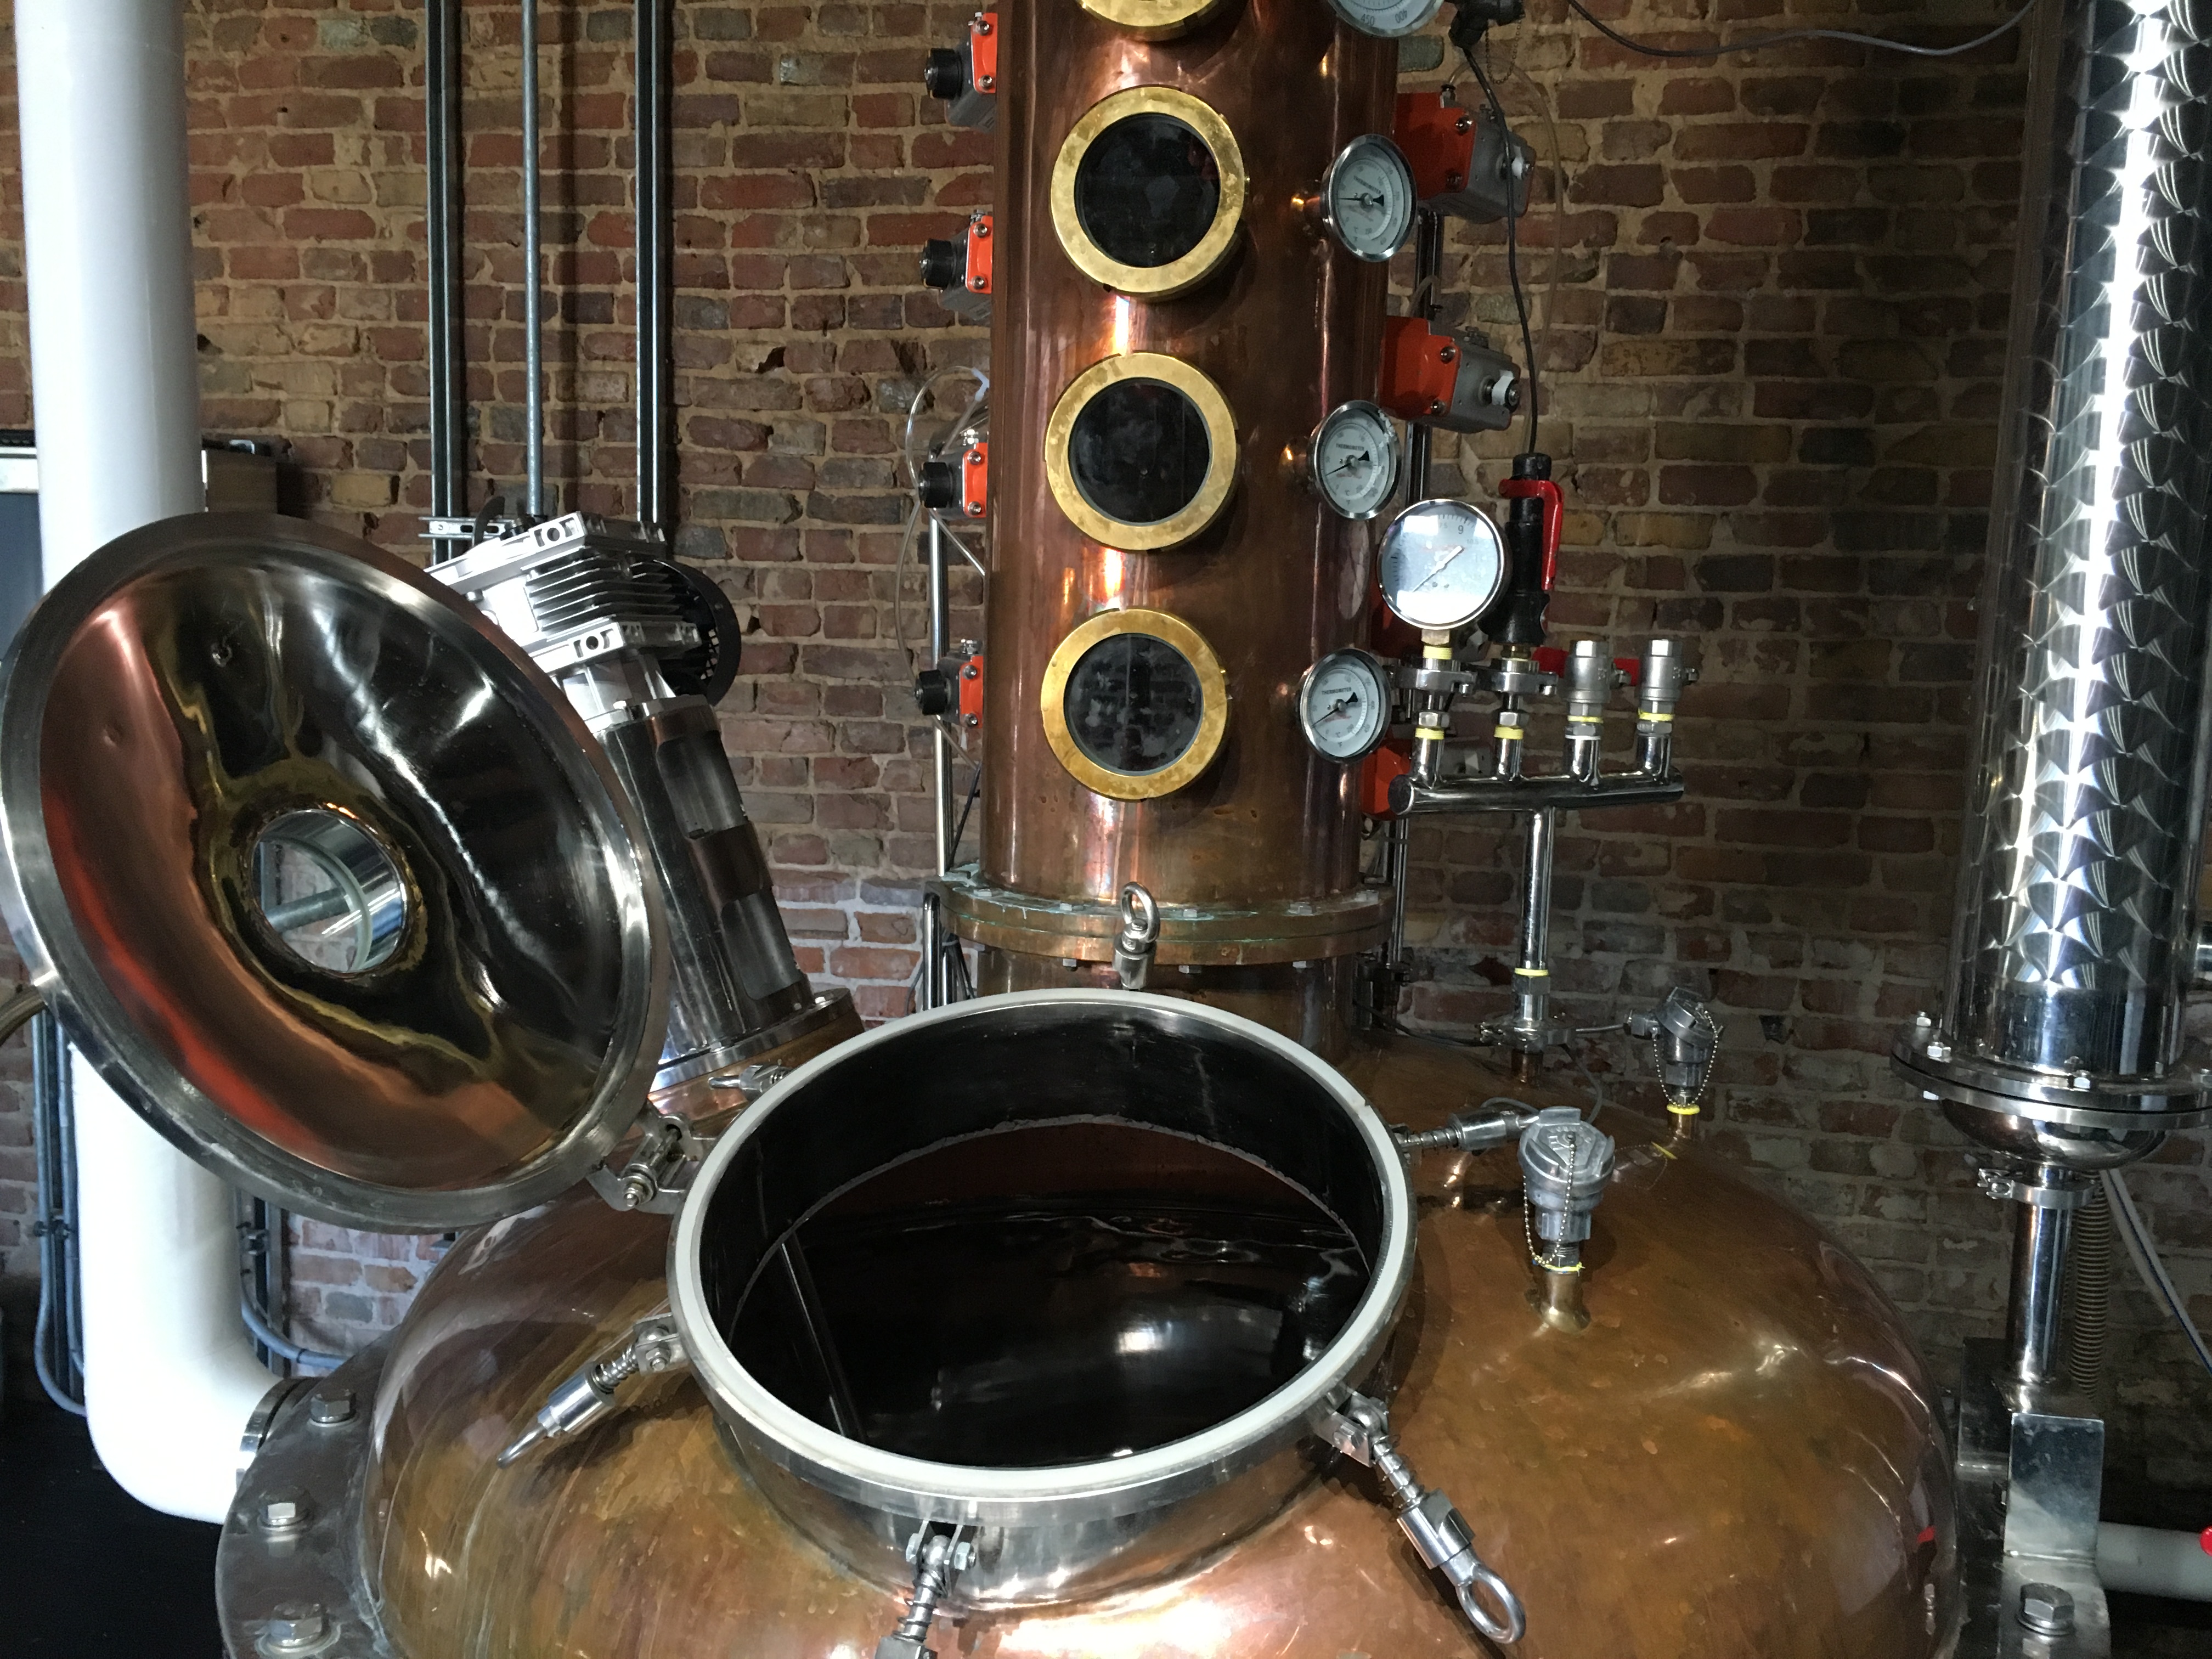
[1069, 377, 1212, 528]
[250, 808, 408, 974]
[1064, 632, 1206, 777]
[1073, 112, 1223, 269]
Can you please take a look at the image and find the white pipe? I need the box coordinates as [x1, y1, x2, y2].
[16, 0, 274, 1522]
[2098, 1523, 2212, 1601]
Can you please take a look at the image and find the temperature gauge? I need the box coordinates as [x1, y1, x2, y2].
[1317, 135, 1415, 262]
[1323, 0, 1446, 37]
[1378, 499, 1508, 633]
[1308, 400, 1401, 520]
[1297, 647, 1393, 761]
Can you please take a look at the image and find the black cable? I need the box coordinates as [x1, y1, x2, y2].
[1564, 0, 2045, 59]
[1464, 50, 1540, 456]
[949, 763, 981, 864]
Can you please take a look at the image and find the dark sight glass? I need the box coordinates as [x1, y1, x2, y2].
[1074, 112, 1223, 269]
[1068, 379, 1211, 528]
[1064, 633, 1204, 776]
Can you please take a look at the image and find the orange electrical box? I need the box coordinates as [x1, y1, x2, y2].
[1378, 315, 1458, 422]
[1392, 91, 1477, 202]
[1360, 741, 1413, 820]
[962, 441, 989, 518]
[966, 213, 994, 295]
[958, 652, 986, 725]
[969, 12, 998, 93]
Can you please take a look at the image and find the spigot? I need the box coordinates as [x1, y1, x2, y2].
[1634, 638, 1696, 775]
[1113, 883, 1159, 991]
[1561, 639, 1625, 783]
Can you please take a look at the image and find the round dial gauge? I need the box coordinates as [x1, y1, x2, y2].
[1308, 400, 1400, 520]
[1378, 499, 1509, 632]
[1319, 136, 1415, 262]
[1298, 648, 1392, 761]
[1323, 0, 1446, 38]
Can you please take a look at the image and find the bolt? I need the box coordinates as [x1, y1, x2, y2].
[1455, 114, 1472, 133]
[308, 1389, 356, 1427]
[1925, 1040, 1951, 1062]
[978, 73, 996, 90]
[2070, 1071, 2094, 1091]
[2018, 1582, 2075, 1635]
[972, 219, 989, 237]
[973, 13, 992, 31]
[1445, 172, 1464, 189]
[620, 1170, 656, 1209]
[257, 1491, 311, 1532]
[262, 1602, 330, 1652]
[1915, 1011, 1932, 1027]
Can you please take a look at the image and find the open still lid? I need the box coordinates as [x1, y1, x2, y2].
[0, 514, 670, 1231]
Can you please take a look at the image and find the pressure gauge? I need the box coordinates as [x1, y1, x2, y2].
[1323, 0, 1446, 38]
[1317, 136, 1415, 262]
[1378, 498, 1509, 633]
[1307, 400, 1401, 520]
[1298, 647, 1392, 761]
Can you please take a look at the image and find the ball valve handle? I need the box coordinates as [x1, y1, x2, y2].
[1311, 1391, 1527, 1644]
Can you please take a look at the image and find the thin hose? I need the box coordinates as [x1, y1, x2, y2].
[2106, 1170, 2212, 1380]
[32, 1276, 86, 1416]
[239, 1290, 346, 1374]
[2066, 1187, 2113, 1393]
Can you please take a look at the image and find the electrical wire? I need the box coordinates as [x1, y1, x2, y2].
[1564, 0, 2047, 60]
[2104, 1170, 2212, 1381]
[1464, 50, 1541, 456]
[239, 1290, 347, 1374]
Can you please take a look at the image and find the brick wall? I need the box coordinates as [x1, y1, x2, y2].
[0, 0, 2207, 1492]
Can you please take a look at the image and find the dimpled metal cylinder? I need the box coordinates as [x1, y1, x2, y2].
[1936, 0, 2212, 1097]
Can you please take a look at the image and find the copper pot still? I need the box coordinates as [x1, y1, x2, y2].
[0, 0, 1961, 1645]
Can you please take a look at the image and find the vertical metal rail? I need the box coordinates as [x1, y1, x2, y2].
[30, 1008, 84, 1411]
[634, 0, 673, 536]
[1379, 206, 1446, 995]
[921, 514, 953, 1009]
[521, 0, 546, 520]
[425, 0, 466, 561]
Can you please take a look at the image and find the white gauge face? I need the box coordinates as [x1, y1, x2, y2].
[1323, 136, 1415, 262]
[1299, 648, 1392, 761]
[1310, 400, 1400, 520]
[1378, 499, 1509, 632]
[1323, 0, 1446, 38]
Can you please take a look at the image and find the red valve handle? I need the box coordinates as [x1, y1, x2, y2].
[1497, 476, 1564, 592]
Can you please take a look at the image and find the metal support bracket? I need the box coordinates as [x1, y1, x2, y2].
[1312, 1391, 1526, 1644]
[1113, 883, 1160, 991]
[496, 1308, 690, 1466]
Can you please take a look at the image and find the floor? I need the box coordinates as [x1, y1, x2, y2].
[0, 1387, 223, 1657]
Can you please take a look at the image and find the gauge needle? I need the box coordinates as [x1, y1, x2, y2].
[1333, 449, 1372, 473]
[1319, 692, 1361, 725]
[1414, 544, 1464, 590]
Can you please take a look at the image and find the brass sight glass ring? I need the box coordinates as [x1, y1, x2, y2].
[1043, 352, 1239, 551]
[1040, 607, 1229, 801]
[1075, 0, 1231, 36]
[1050, 86, 1247, 298]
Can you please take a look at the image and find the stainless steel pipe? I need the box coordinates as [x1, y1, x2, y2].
[425, 0, 466, 559]
[634, 0, 673, 536]
[2006, 1199, 2077, 1392]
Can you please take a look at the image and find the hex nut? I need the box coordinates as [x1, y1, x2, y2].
[308, 1390, 356, 1427]
[256, 1491, 312, 1533]
[259, 1600, 332, 1655]
[2018, 1582, 2075, 1635]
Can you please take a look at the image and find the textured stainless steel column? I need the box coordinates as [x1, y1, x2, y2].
[425, 0, 465, 559]
[634, 0, 673, 536]
[1909, 0, 2212, 1113]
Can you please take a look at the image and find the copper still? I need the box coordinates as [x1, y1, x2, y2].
[0, 0, 1965, 1655]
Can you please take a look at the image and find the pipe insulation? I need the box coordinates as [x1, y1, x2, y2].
[2098, 1523, 2212, 1601]
[14, 0, 275, 1521]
